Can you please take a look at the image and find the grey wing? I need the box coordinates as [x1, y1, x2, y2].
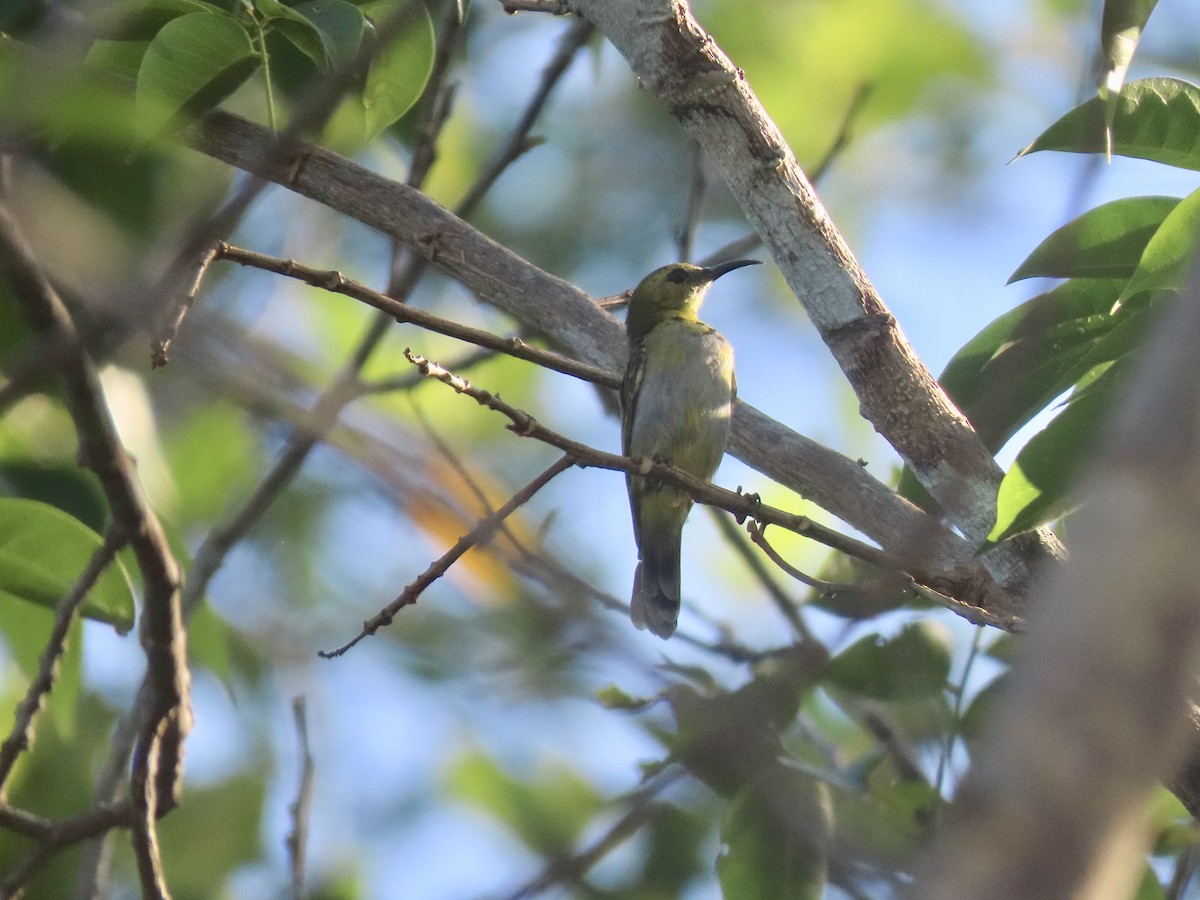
[620, 340, 647, 458]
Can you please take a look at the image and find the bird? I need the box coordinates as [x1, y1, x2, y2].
[620, 258, 761, 638]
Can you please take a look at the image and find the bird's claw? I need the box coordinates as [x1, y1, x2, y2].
[734, 486, 763, 525]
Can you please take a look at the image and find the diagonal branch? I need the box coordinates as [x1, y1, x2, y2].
[186, 110, 1021, 622]
[403, 350, 1020, 632]
[563, 0, 1064, 605]
[0, 201, 190, 890]
[0, 527, 127, 796]
[320, 452, 579, 656]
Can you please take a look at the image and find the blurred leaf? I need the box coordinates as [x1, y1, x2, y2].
[1009, 195, 1178, 282]
[0, 498, 134, 631]
[293, 0, 365, 68]
[157, 772, 268, 895]
[713, 0, 990, 163]
[162, 401, 259, 524]
[84, 38, 152, 81]
[93, 0, 226, 41]
[822, 622, 951, 701]
[988, 360, 1128, 543]
[447, 750, 599, 857]
[1017, 78, 1200, 171]
[361, 2, 435, 142]
[1118, 184, 1200, 306]
[187, 600, 232, 684]
[959, 674, 1007, 746]
[718, 768, 831, 900]
[135, 12, 260, 137]
[596, 684, 652, 711]
[1132, 866, 1167, 900]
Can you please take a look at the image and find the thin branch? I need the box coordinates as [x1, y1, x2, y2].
[129, 723, 169, 900]
[456, 17, 595, 218]
[404, 350, 1020, 631]
[286, 697, 315, 900]
[150, 243, 218, 368]
[708, 509, 811, 640]
[808, 83, 872, 185]
[0, 527, 127, 797]
[502, 773, 681, 900]
[0, 202, 190, 843]
[320, 452, 577, 657]
[144, 1, 429, 351]
[0, 802, 134, 898]
[747, 520, 909, 600]
[676, 142, 707, 262]
[215, 242, 618, 389]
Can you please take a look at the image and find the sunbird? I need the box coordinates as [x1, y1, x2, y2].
[621, 258, 761, 638]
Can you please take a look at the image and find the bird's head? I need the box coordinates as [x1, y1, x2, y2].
[625, 259, 760, 342]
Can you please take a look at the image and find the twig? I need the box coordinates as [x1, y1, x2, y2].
[286, 697, 315, 900]
[404, 350, 1023, 632]
[0, 802, 134, 897]
[150, 243, 219, 368]
[746, 520, 907, 598]
[129, 724, 170, 900]
[808, 83, 872, 185]
[320, 452, 577, 657]
[458, 18, 595, 217]
[216, 242, 619, 389]
[708, 509, 810, 640]
[676, 142, 707, 262]
[0, 527, 127, 797]
[502, 773, 681, 900]
[0, 203, 190, 888]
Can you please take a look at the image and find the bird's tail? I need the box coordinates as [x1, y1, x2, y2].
[631, 533, 682, 639]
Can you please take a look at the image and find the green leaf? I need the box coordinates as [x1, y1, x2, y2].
[0, 461, 107, 532]
[988, 361, 1128, 543]
[1009, 195, 1179, 282]
[1118, 184, 1200, 306]
[293, 0, 365, 68]
[718, 769, 831, 900]
[0, 498, 134, 632]
[135, 12, 260, 137]
[942, 278, 1123, 450]
[361, 3, 435, 142]
[1017, 77, 1200, 171]
[822, 622, 952, 701]
[1098, 0, 1160, 159]
[84, 39, 152, 81]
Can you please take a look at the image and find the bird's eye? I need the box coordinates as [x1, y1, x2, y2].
[666, 267, 689, 284]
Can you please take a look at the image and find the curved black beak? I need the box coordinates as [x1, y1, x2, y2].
[701, 258, 762, 283]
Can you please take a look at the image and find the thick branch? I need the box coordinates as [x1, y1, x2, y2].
[187, 110, 1021, 621]
[565, 0, 1063, 606]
